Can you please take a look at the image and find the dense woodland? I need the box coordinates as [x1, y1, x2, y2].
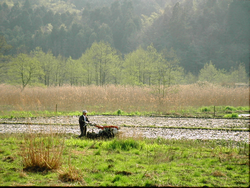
[0, 0, 249, 88]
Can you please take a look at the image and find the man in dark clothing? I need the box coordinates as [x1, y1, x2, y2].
[78, 110, 90, 138]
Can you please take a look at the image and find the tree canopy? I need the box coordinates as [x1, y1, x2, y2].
[0, 0, 249, 87]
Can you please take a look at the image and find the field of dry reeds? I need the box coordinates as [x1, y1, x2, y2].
[0, 83, 249, 113]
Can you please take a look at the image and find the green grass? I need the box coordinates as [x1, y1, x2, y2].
[224, 113, 239, 118]
[0, 133, 249, 187]
[0, 105, 249, 119]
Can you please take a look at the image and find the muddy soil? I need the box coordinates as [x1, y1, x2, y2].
[0, 116, 249, 143]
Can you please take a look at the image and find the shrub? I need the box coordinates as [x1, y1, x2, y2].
[231, 113, 238, 118]
[223, 113, 238, 118]
[200, 107, 211, 112]
[117, 109, 122, 116]
[224, 106, 236, 111]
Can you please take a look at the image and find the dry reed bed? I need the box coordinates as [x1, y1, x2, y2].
[0, 84, 249, 113]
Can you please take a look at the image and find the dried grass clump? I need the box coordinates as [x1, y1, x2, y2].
[20, 127, 65, 172]
[58, 166, 85, 184]
[212, 171, 226, 177]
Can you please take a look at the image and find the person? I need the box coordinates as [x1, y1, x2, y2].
[78, 110, 90, 138]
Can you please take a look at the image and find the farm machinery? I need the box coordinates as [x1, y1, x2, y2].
[86, 123, 120, 139]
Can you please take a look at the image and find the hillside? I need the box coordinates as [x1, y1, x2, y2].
[0, 0, 249, 86]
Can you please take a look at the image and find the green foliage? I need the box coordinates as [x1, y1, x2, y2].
[198, 62, 219, 83]
[122, 44, 184, 86]
[228, 63, 248, 83]
[31, 48, 58, 86]
[236, 106, 249, 111]
[0, 110, 78, 119]
[0, 105, 248, 119]
[3, 41, 247, 87]
[200, 106, 211, 112]
[198, 62, 249, 84]
[117, 109, 122, 116]
[105, 138, 143, 151]
[141, 11, 162, 29]
[7, 53, 43, 90]
[65, 56, 85, 86]
[0, 0, 249, 86]
[224, 113, 239, 118]
[224, 106, 237, 112]
[82, 41, 121, 85]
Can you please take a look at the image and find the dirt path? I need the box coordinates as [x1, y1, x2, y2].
[0, 116, 249, 142]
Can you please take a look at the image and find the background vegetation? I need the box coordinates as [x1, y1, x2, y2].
[0, 0, 249, 88]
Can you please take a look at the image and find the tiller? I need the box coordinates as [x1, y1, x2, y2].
[86, 123, 120, 139]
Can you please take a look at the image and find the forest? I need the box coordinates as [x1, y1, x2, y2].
[0, 0, 249, 88]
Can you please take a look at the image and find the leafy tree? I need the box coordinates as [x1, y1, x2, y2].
[65, 56, 84, 86]
[198, 61, 219, 83]
[32, 15, 43, 31]
[122, 46, 147, 85]
[53, 55, 67, 86]
[0, 35, 12, 82]
[111, 17, 123, 51]
[32, 5, 47, 19]
[66, 23, 85, 59]
[84, 41, 121, 85]
[109, 53, 122, 85]
[50, 25, 61, 56]
[74, 29, 88, 59]
[98, 23, 114, 46]
[141, 12, 161, 29]
[184, 72, 197, 84]
[23, 0, 32, 12]
[160, 48, 184, 86]
[8, 2, 22, 29]
[0, 2, 10, 26]
[43, 10, 54, 25]
[0, 35, 12, 55]
[225, 0, 250, 75]
[78, 50, 95, 85]
[123, 44, 157, 85]
[58, 24, 68, 57]
[7, 53, 43, 90]
[31, 47, 55, 86]
[88, 32, 97, 48]
[61, 11, 75, 28]
[110, 0, 121, 23]
[53, 12, 62, 28]
[229, 63, 248, 83]
[169, 2, 187, 49]
[155, 47, 183, 97]
[18, 10, 32, 32]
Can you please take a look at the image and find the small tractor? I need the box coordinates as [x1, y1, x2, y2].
[86, 123, 120, 139]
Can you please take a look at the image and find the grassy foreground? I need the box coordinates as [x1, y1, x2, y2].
[0, 131, 249, 187]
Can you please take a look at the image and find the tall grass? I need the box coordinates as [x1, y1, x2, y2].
[0, 84, 248, 114]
